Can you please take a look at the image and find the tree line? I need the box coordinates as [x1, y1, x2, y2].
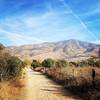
[31, 57, 100, 70]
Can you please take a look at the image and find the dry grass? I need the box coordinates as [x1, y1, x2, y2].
[0, 78, 25, 100]
[0, 69, 80, 100]
[23, 69, 80, 100]
[46, 67, 100, 100]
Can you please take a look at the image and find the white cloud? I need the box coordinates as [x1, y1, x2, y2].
[59, 0, 98, 40]
[0, 0, 99, 45]
[0, 29, 44, 46]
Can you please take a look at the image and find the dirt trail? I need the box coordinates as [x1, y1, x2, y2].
[24, 69, 81, 100]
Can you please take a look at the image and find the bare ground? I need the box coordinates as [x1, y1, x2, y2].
[0, 68, 81, 100]
[23, 69, 81, 100]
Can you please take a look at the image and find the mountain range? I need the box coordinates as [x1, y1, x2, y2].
[6, 39, 100, 61]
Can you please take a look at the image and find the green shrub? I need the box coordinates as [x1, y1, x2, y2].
[0, 44, 24, 80]
[87, 58, 95, 66]
[94, 60, 100, 67]
[0, 56, 8, 80]
[69, 62, 78, 67]
[7, 56, 23, 77]
[76, 61, 88, 67]
[56, 60, 68, 68]
[31, 60, 41, 69]
[42, 58, 55, 68]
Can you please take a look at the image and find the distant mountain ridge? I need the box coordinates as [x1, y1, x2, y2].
[6, 39, 100, 61]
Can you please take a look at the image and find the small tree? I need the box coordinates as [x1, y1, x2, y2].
[31, 60, 41, 69]
[42, 58, 55, 68]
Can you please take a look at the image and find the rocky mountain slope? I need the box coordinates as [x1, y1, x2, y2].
[6, 39, 100, 61]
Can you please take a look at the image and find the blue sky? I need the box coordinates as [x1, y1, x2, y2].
[0, 0, 100, 46]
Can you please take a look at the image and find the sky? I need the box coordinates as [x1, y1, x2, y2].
[0, 0, 100, 46]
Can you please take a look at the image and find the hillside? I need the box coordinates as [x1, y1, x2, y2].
[6, 39, 100, 61]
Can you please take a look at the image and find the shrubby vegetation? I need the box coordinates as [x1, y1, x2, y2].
[42, 58, 55, 68]
[31, 57, 100, 70]
[31, 57, 100, 99]
[31, 60, 41, 69]
[7, 56, 24, 77]
[68, 58, 100, 68]
[87, 58, 100, 67]
[0, 44, 25, 81]
[56, 59, 68, 68]
[31, 58, 68, 69]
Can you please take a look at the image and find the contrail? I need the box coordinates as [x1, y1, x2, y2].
[59, 0, 98, 41]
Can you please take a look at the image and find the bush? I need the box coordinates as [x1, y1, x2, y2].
[0, 44, 24, 80]
[76, 61, 88, 67]
[69, 62, 78, 67]
[87, 58, 100, 67]
[31, 60, 41, 69]
[56, 60, 68, 68]
[7, 56, 24, 77]
[94, 60, 100, 67]
[0, 56, 8, 80]
[42, 58, 55, 68]
[88, 58, 95, 67]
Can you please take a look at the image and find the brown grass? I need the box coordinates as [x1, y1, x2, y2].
[0, 78, 25, 100]
[46, 66, 100, 100]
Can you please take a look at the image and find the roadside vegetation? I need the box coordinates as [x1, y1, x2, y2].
[31, 57, 100, 100]
[0, 44, 26, 81]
